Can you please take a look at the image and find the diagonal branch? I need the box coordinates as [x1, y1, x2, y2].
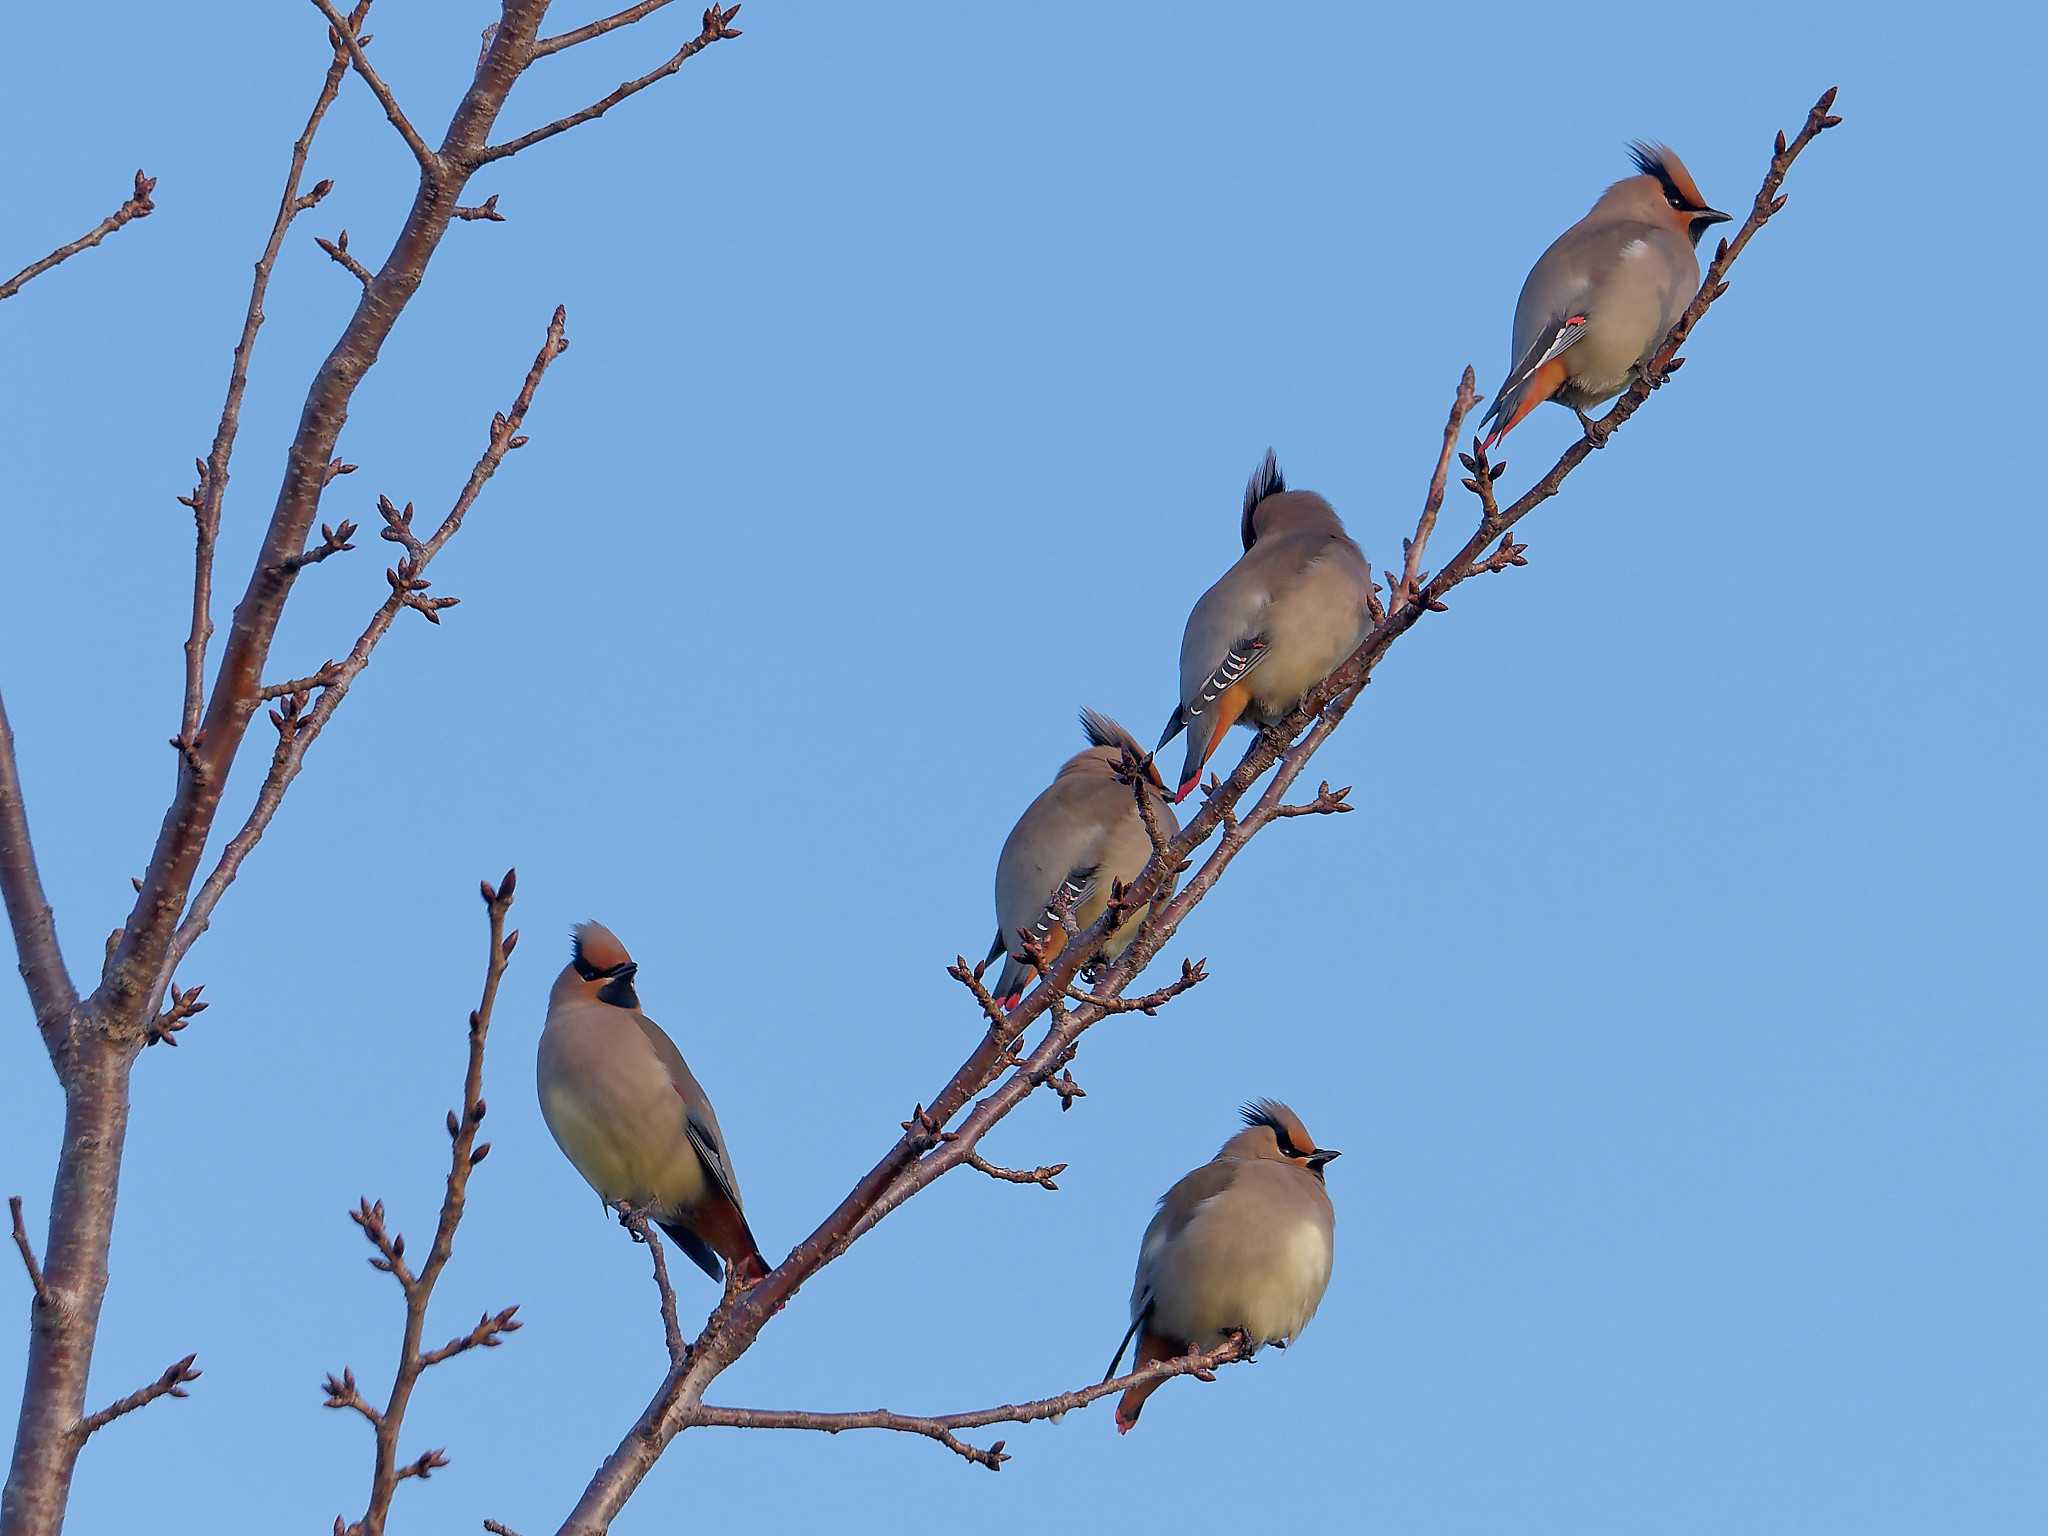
[550, 88, 1844, 1534]
[72, 1355, 200, 1443]
[534, 0, 680, 57]
[152, 310, 570, 1004]
[620, 1209, 688, 1366]
[694, 1336, 1249, 1472]
[308, 0, 442, 175]
[177, 3, 359, 754]
[0, 170, 156, 303]
[9, 1199, 51, 1309]
[476, 5, 742, 165]
[327, 872, 521, 1536]
[0, 693, 76, 1054]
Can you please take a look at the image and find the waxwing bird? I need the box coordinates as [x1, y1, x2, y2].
[1157, 452, 1372, 801]
[1104, 1099, 1339, 1433]
[981, 708, 1181, 1010]
[537, 921, 768, 1287]
[1476, 142, 1730, 450]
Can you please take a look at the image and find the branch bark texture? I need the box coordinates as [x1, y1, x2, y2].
[1, 5, 740, 1530]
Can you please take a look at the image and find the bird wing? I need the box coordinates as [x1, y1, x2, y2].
[685, 1111, 746, 1220]
[1476, 311, 1589, 435]
[632, 1012, 746, 1212]
[1179, 636, 1270, 740]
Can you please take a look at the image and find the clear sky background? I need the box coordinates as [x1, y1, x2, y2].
[4, 3, 2041, 1532]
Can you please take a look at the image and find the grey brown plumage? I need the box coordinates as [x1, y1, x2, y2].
[536, 921, 768, 1286]
[984, 709, 1180, 1009]
[1157, 452, 1372, 800]
[1106, 1099, 1340, 1433]
[1477, 143, 1729, 449]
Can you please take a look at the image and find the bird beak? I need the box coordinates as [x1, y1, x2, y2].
[616, 962, 639, 982]
[1307, 1149, 1341, 1169]
[1697, 208, 1732, 226]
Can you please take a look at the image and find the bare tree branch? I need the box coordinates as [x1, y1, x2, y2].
[0, 170, 155, 303]
[327, 873, 521, 1536]
[534, 0, 680, 57]
[1391, 367, 1480, 610]
[5, 5, 744, 1526]
[152, 309, 569, 1002]
[0, 695, 76, 1052]
[315, 229, 374, 288]
[693, 1336, 1249, 1473]
[176, 5, 359, 757]
[619, 1209, 688, 1366]
[308, 0, 443, 175]
[476, 5, 742, 164]
[959, 1151, 1067, 1190]
[73, 1355, 200, 1443]
[8, 1200, 51, 1311]
[550, 88, 1843, 1533]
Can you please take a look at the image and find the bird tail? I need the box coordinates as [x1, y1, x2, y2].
[990, 950, 1033, 1011]
[1114, 1327, 1177, 1435]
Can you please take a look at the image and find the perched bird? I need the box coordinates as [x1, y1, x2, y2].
[1157, 452, 1372, 801]
[537, 921, 768, 1287]
[1476, 142, 1730, 450]
[1105, 1099, 1340, 1433]
[982, 708, 1180, 1010]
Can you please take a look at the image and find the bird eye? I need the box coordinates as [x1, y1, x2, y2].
[1667, 193, 1686, 209]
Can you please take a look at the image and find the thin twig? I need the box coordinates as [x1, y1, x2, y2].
[152, 310, 569, 999]
[0, 169, 156, 303]
[960, 1152, 1066, 1191]
[0, 693, 77, 1051]
[476, 5, 742, 165]
[534, 0, 679, 57]
[315, 230, 373, 289]
[307, 0, 441, 175]
[73, 1355, 200, 1442]
[694, 1336, 1248, 1472]
[328, 872, 521, 1536]
[9, 1198, 51, 1308]
[1392, 366, 1480, 611]
[620, 1209, 688, 1366]
[176, 4, 359, 756]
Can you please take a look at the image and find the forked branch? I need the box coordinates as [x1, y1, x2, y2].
[0, 170, 155, 303]
[551, 87, 1843, 1534]
[325, 873, 521, 1536]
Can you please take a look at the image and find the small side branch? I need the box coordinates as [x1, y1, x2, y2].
[1062, 956, 1209, 1014]
[316, 230, 373, 289]
[74, 1355, 201, 1442]
[695, 1336, 1248, 1472]
[307, 0, 441, 175]
[152, 310, 570, 1001]
[534, 1, 680, 57]
[960, 1152, 1066, 1190]
[476, 6, 743, 165]
[9, 1197, 51, 1307]
[326, 873, 521, 1536]
[0, 693, 78, 1050]
[620, 1208, 687, 1366]
[0, 169, 156, 302]
[1390, 366, 1480, 611]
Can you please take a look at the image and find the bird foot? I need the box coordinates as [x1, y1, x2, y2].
[613, 1200, 656, 1241]
[1575, 409, 1610, 448]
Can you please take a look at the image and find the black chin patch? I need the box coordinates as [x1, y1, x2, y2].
[598, 974, 640, 1009]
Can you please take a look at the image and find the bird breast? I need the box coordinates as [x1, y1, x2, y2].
[1243, 546, 1371, 725]
[1144, 1182, 1335, 1348]
[537, 1019, 707, 1212]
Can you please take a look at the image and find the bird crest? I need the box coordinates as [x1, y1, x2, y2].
[569, 920, 633, 979]
[1240, 448, 1286, 550]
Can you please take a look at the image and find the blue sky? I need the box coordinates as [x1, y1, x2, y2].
[4, 3, 2041, 1532]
